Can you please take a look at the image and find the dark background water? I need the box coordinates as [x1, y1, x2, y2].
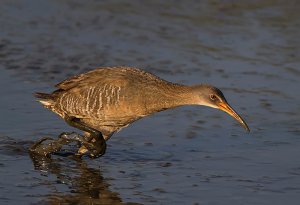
[0, 0, 299, 204]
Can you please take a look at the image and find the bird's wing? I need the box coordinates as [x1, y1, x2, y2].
[55, 66, 166, 91]
[55, 68, 112, 91]
[53, 68, 135, 118]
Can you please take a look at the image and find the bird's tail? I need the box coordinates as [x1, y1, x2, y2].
[34, 92, 55, 108]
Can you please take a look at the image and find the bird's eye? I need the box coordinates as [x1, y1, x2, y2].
[210, 94, 217, 101]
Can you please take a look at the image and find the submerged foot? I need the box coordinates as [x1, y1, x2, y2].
[29, 137, 69, 157]
[59, 132, 106, 158]
[29, 132, 107, 159]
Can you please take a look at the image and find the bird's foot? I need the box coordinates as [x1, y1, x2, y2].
[58, 132, 106, 159]
[64, 116, 107, 159]
[29, 132, 106, 159]
[29, 136, 69, 157]
[87, 135, 106, 159]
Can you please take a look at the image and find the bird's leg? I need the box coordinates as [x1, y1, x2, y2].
[29, 132, 102, 158]
[64, 116, 107, 158]
[30, 117, 106, 158]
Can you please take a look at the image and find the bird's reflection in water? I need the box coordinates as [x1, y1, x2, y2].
[30, 154, 140, 205]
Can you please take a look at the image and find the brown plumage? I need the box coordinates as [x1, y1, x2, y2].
[33, 66, 249, 158]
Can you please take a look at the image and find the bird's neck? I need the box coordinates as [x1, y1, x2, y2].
[145, 84, 199, 113]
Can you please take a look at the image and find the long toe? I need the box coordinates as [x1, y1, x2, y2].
[29, 137, 54, 152]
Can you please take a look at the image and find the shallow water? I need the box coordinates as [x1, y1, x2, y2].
[0, 0, 300, 204]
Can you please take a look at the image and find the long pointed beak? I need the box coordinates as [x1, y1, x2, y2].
[218, 102, 250, 132]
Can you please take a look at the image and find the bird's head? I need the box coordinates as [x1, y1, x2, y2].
[191, 84, 250, 132]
